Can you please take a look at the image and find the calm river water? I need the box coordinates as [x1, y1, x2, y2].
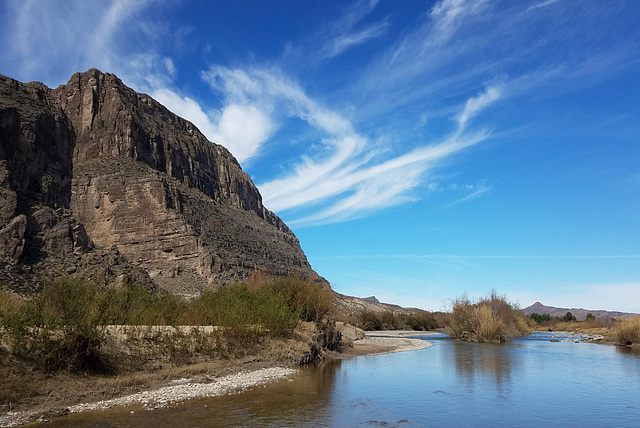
[49, 333, 640, 427]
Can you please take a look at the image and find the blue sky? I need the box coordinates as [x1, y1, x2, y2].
[2, 0, 639, 313]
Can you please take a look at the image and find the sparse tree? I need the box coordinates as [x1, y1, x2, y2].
[530, 313, 551, 324]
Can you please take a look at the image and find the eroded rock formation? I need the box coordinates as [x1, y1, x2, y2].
[0, 69, 318, 294]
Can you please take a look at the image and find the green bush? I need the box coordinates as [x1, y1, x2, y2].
[1, 278, 108, 373]
[530, 313, 552, 324]
[264, 277, 334, 323]
[359, 311, 383, 330]
[179, 283, 299, 339]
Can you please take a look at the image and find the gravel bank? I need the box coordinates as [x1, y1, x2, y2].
[0, 367, 296, 427]
[69, 367, 297, 412]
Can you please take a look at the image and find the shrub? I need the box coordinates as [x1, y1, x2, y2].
[347, 308, 443, 332]
[1, 275, 338, 373]
[94, 282, 188, 326]
[1, 278, 109, 373]
[613, 315, 640, 346]
[264, 277, 334, 323]
[179, 283, 300, 339]
[359, 311, 383, 330]
[530, 313, 552, 324]
[447, 291, 531, 343]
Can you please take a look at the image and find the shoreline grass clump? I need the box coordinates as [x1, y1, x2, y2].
[447, 290, 531, 343]
[612, 315, 640, 347]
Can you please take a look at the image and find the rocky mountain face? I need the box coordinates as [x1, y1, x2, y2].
[0, 69, 319, 294]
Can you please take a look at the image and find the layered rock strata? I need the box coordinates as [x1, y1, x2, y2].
[0, 69, 317, 293]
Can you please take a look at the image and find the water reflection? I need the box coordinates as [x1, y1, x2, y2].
[451, 341, 513, 394]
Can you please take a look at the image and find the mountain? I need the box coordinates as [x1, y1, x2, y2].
[522, 302, 636, 321]
[0, 69, 321, 294]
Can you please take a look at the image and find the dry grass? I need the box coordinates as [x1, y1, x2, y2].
[613, 315, 640, 346]
[448, 291, 532, 343]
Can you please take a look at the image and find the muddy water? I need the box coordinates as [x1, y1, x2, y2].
[47, 333, 640, 427]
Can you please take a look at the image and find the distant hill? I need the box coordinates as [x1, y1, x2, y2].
[522, 302, 637, 321]
[334, 293, 405, 317]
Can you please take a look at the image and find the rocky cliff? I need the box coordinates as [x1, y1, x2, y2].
[0, 69, 318, 294]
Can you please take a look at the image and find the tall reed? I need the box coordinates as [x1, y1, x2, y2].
[613, 315, 640, 346]
[448, 291, 531, 343]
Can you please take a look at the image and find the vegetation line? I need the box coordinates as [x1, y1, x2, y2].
[0, 276, 335, 376]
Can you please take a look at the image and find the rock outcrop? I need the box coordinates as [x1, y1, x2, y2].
[0, 69, 319, 294]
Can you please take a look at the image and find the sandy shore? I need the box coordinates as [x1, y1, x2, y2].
[0, 332, 434, 427]
[339, 330, 436, 357]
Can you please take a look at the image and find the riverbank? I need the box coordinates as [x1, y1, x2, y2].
[0, 329, 434, 427]
[0, 365, 297, 428]
[338, 330, 436, 357]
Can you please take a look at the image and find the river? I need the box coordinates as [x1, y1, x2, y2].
[47, 332, 640, 427]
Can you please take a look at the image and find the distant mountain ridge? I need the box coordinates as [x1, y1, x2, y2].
[522, 302, 636, 321]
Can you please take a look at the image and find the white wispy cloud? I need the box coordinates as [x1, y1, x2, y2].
[200, 62, 495, 225]
[429, 0, 489, 44]
[211, 104, 273, 162]
[323, 20, 390, 59]
[3, 0, 153, 86]
[9, 0, 634, 227]
[285, 132, 488, 226]
[457, 85, 502, 130]
[450, 180, 491, 204]
[315, 0, 389, 60]
[146, 85, 274, 163]
[526, 0, 562, 12]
